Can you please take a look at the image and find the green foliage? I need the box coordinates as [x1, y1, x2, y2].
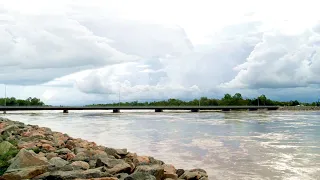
[27, 147, 41, 154]
[87, 93, 317, 107]
[0, 97, 45, 106]
[0, 148, 19, 176]
[7, 139, 18, 147]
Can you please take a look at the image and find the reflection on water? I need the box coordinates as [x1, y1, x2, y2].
[1, 110, 320, 179]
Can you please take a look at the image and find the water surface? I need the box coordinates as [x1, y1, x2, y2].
[1, 110, 319, 180]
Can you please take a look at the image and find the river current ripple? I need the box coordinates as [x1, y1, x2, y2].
[1, 110, 319, 180]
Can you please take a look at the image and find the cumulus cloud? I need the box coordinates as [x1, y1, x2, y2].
[222, 22, 320, 89]
[0, 3, 140, 85]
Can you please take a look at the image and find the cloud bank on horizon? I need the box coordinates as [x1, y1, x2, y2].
[1, 0, 320, 105]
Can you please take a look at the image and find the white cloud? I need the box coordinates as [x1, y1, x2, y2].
[222, 23, 320, 89]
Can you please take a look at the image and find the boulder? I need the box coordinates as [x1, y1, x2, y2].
[75, 178, 118, 180]
[60, 152, 76, 161]
[179, 169, 208, 180]
[44, 170, 85, 179]
[115, 149, 128, 156]
[96, 157, 131, 174]
[56, 148, 72, 155]
[49, 157, 68, 168]
[6, 148, 50, 171]
[176, 169, 185, 177]
[73, 152, 90, 162]
[81, 168, 103, 179]
[134, 156, 150, 165]
[115, 173, 129, 180]
[105, 148, 121, 159]
[163, 164, 178, 179]
[134, 164, 164, 180]
[89, 160, 97, 168]
[71, 161, 90, 170]
[74, 147, 87, 154]
[2, 166, 48, 180]
[41, 143, 56, 152]
[149, 157, 164, 165]
[0, 141, 14, 155]
[0, 125, 19, 136]
[125, 172, 157, 180]
[46, 152, 58, 160]
[17, 141, 37, 149]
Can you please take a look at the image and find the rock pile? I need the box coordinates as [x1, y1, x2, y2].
[0, 118, 208, 180]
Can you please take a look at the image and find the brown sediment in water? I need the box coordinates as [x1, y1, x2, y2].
[0, 117, 208, 180]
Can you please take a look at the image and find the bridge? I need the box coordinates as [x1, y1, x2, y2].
[0, 106, 279, 113]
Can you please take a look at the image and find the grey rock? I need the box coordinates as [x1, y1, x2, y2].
[96, 157, 131, 174]
[176, 169, 185, 177]
[70, 161, 90, 170]
[74, 147, 87, 154]
[73, 152, 90, 162]
[149, 157, 164, 165]
[45, 170, 84, 180]
[59, 164, 74, 171]
[56, 148, 72, 155]
[135, 164, 164, 180]
[7, 148, 50, 171]
[179, 169, 208, 180]
[82, 168, 104, 179]
[49, 157, 68, 168]
[126, 172, 157, 180]
[105, 147, 122, 159]
[115, 148, 128, 156]
[115, 173, 129, 180]
[89, 159, 97, 168]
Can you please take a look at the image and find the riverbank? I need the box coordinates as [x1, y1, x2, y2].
[0, 117, 208, 180]
[277, 106, 320, 111]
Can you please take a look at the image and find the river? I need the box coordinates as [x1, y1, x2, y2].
[1, 110, 319, 180]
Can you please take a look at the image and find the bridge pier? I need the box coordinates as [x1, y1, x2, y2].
[113, 109, 120, 113]
[155, 109, 163, 112]
[222, 109, 231, 112]
[63, 110, 69, 113]
[191, 109, 199, 112]
[3, 111, 6, 114]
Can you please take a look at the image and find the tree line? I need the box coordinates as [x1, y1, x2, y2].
[88, 93, 320, 107]
[0, 97, 45, 106]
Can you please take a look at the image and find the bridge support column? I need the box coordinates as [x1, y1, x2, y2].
[3, 111, 6, 114]
[191, 109, 199, 112]
[155, 109, 163, 112]
[113, 109, 120, 113]
[63, 110, 69, 113]
[222, 109, 231, 112]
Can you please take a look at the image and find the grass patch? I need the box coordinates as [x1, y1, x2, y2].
[27, 147, 41, 154]
[7, 139, 18, 147]
[0, 148, 19, 176]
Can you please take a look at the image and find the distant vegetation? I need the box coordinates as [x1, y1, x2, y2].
[0, 97, 45, 106]
[88, 93, 320, 107]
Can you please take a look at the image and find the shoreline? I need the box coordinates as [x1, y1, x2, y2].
[0, 117, 208, 180]
[277, 106, 320, 111]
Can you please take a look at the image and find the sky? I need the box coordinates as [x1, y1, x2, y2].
[1, 0, 320, 105]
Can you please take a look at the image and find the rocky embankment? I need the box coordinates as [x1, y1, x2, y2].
[0, 118, 208, 180]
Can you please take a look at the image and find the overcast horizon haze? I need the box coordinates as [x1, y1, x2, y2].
[1, 0, 320, 105]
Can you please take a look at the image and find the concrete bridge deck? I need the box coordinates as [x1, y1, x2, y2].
[0, 106, 279, 113]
